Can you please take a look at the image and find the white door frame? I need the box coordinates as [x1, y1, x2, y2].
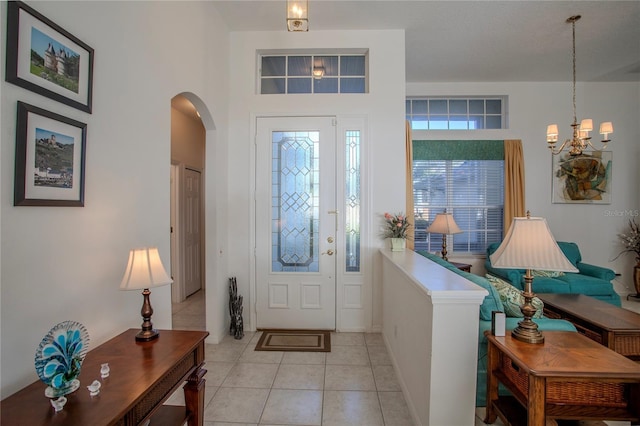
[248, 114, 370, 333]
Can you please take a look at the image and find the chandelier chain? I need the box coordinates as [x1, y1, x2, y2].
[571, 18, 577, 125]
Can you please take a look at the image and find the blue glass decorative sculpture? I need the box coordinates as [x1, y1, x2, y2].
[34, 320, 90, 397]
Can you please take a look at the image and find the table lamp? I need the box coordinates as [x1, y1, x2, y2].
[426, 212, 462, 261]
[120, 247, 173, 342]
[490, 213, 578, 344]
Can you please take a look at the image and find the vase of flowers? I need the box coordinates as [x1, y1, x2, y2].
[614, 219, 640, 298]
[383, 212, 411, 251]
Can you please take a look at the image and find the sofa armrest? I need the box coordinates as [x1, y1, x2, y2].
[577, 262, 616, 281]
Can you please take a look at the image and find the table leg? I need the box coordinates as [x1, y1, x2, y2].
[528, 375, 546, 426]
[184, 362, 207, 426]
[484, 339, 499, 424]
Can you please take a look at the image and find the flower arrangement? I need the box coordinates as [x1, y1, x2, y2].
[383, 212, 411, 239]
[614, 219, 640, 263]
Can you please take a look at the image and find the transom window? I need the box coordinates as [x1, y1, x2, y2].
[407, 97, 506, 130]
[260, 53, 367, 94]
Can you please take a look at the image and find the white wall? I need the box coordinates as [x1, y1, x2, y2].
[0, 1, 230, 397]
[407, 81, 640, 294]
[227, 30, 406, 332]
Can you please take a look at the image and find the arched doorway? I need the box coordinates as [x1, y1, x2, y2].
[170, 93, 207, 330]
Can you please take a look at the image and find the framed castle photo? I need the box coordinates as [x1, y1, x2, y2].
[552, 151, 612, 204]
[5, 1, 94, 113]
[14, 102, 87, 207]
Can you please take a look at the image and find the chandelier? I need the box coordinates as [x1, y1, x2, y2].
[546, 15, 613, 156]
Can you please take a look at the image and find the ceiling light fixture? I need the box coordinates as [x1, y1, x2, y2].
[547, 15, 613, 156]
[287, 0, 308, 32]
[313, 67, 324, 79]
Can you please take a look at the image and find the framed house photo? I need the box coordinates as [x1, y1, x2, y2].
[552, 151, 612, 204]
[5, 1, 94, 113]
[14, 102, 87, 207]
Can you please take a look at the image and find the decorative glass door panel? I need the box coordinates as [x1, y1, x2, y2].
[272, 131, 319, 273]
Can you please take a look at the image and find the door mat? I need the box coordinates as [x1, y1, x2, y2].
[255, 329, 331, 352]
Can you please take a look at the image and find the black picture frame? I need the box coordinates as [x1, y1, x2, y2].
[6, 1, 94, 113]
[15, 101, 87, 207]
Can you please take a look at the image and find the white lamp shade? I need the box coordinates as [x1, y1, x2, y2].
[579, 119, 593, 132]
[599, 122, 613, 135]
[426, 213, 463, 235]
[120, 247, 173, 290]
[546, 124, 558, 136]
[490, 217, 578, 272]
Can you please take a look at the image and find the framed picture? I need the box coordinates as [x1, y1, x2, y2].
[552, 151, 612, 204]
[14, 102, 87, 207]
[5, 1, 94, 113]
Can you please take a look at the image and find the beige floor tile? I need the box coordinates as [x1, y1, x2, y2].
[221, 362, 278, 388]
[282, 351, 327, 365]
[322, 390, 384, 426]
[202, 361, 235, 386]
[220, 332, 254, 346]
[204, 387, 269, 423]
[260, 389, 323, 425]
[206, 344, 244, 362]
[364, 333, 385, 346]
[372, 365, 401, 391]
[273, 364, 325, 390]
[248, 332, 263, 346]
[331, 332, 365, 346]
[326, 345, 370, 366]
[367, 345, 392, 365]
[378, 391, 414, 425]
[239, 345, 284, 363]
[206, 422, 257, 426]
[324, 365, 376, 391]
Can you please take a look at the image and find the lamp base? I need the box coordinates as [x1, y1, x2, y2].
[511, 318, 545, 344]
[511, 271, 544, 344]
[135, 328, 159, 342]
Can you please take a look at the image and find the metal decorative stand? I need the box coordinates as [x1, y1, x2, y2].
[229, 277, 244, 339]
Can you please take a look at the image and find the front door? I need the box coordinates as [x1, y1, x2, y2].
[255, 116, 336, 329]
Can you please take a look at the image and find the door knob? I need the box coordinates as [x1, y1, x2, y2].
[321, 249, 334, 256]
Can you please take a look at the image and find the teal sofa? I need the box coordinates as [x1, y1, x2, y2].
[485, 241, 621, 307]
[415, 251, 577, 406]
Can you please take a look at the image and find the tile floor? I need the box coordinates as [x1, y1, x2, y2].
[171, 290, 640, 426]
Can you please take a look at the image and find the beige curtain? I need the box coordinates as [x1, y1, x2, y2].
[504, 139, 525, 236]
[405, 121, 415, 249]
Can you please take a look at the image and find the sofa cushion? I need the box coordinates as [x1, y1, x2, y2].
[486, 274, 543, 318]
[556, 273, 619, 295]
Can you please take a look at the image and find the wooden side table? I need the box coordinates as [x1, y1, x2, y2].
[1, 329, 209, 426]
[485, 331, 640, 426]
[450, 261, 471, 273]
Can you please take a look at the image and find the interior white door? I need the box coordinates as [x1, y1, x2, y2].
[256, 117, 337, 330]
[184, 168, 202, 297]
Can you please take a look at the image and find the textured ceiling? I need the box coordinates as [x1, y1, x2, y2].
[210, 0, 640, 82]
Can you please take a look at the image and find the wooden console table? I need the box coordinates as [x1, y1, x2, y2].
[1, 329, 208, 426]
[539, 293, 640, 361]
[485, 331, 640, 426]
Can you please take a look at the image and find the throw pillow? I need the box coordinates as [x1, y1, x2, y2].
[531, 270, 565, 278]
[485, 274, 544, 318]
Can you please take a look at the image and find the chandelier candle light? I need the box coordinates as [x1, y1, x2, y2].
[120, 247, 173, 342]
[490, 213, 578, 344]
[546, 15, 613, 156]
[426, 212, 462, 262]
